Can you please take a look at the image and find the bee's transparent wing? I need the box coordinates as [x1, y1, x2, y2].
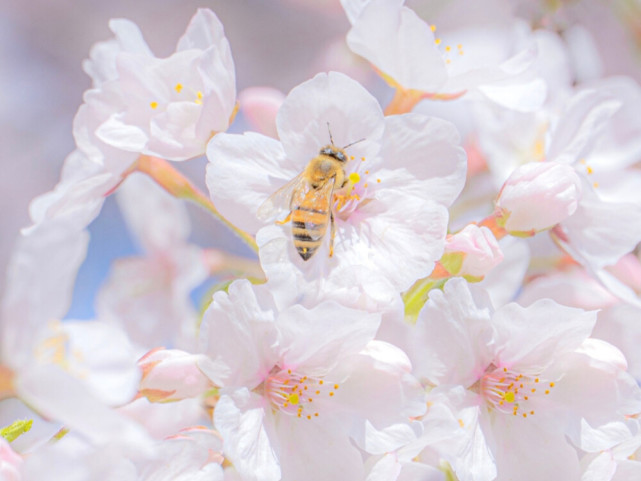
[256, 172, 306, 221]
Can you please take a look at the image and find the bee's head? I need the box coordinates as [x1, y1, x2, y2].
[319, 145, 347, 163]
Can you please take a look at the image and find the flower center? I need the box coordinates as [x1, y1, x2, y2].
[480, 366, 555, 418]
[264, 368, 339, 420]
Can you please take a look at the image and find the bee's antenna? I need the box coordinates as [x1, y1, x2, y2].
[327, 122, 335, 145]
[342, 138, 366, 150]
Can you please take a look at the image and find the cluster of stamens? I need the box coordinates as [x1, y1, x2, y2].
[264, 368, 339, 420]
[150, 83, 204, 110]
[431, 25, 464, 65]
[480, 366, 554, 418]
[333, 155, 381, 213]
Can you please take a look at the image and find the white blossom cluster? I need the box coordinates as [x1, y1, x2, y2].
[3, 1, 641, 480]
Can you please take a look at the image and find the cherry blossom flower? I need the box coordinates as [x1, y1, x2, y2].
[207, 71, 466, 292]
[403, 278, 641, 481]
[343, 0, 545, 112]
[196, 279, 425, 481]
[82, 8, 236, 161]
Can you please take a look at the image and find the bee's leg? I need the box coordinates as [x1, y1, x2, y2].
[275, 212, 292, 225]
[329, 209, 336, 257]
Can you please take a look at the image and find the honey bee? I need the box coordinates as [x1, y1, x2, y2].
[258, 125, 363, 261]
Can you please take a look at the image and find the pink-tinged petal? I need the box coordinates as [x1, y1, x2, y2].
[489, 415, 580, 481]
[277, 302, 380, 375]
[276, 72, 384, 165]
[492, 300, 596, 372]
[496, 161, 582, 234]
[593, 304, 641, 381]
[549, 350, 641, 451]
[95, 114, 149, 152]
[0, 438, 22, 480]
[557, 185, 641, 269]
[547, 89, 622, 165]
[82, 18, 153, 86]
[15, 364, 151, 450]
[366, 453, 403, 481]
[274, 413, 365, 481]
[176, 9, 227, 52]
[138, 349, 214, 403]
[413, 278, 494, 387]
[199, 280, 278, 389]
[336, 192, 450, 292]
[214, 391, 280, 481]
[239, 87, 285, 139]
[377, 114, 467, 206]
[206, 132, 294, 235]
[445, 225, 503, 279]
[335, 342, 426, 433]
[346, 0, 447, 92]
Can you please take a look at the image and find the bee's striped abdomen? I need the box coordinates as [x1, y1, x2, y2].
[291, 206, 329, 261]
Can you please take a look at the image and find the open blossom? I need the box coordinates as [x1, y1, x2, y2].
[402, 278, 641, 481]
[207, 71, 466, 292]
[82, 8, 236, 161]
[195, 280, 425, 481]
[344, 0, 545, 111]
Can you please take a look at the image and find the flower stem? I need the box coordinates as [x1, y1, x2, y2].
[136, 155, 258, 253]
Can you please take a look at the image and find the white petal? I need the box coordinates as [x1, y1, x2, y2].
[206, 132, 294, 235]
[276, 72, 384, 165]
[214, 391, 280, 481]
[177, 9, 227, 52]
[346, 0, 447, 92]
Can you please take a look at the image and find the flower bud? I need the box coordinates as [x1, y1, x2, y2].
[495, 162, 582, 235]
[138, 348, 214, 403]
[443, 225, 503, 281]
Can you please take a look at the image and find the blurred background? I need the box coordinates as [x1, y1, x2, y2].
[2, 0, 641, 316]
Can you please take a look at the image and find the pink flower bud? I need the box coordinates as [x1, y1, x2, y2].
[444, 225, 503, 280]
[138, 348, 214, 403]
[495, 162, 582, 235]
[238, 87, 285, 139]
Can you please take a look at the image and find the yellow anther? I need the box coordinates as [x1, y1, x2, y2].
[329, 392, 334, 397]
[349, 172, 361, 184]
[435, 38, 442, 45]
[350, 156, 354, 160]
[333, 384, 339, 389]
[363, 183, 369, 188]
[195, 91, 204, 105]
[306, 415, 311, 419]
[361, 157, 366, 161]
[459, 50, 464, 55]
[376, 178, 381, 183]
[150, 101, 158, 109]
[593, 182, 599, 188]
[430, 24, 436, 32]
[586, 166, 594, 174]
[446, 59, 451, 64]
[549, 382, 555, 387]
[503, 391, 515, 403]
[175, 83, 183, 93]
[457, 44, 463, 49]
[287, 393, 300, 405]
[445, 46, 451, 52]
[458, 419, 464, 427]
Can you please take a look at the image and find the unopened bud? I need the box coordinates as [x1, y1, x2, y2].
[443, 225, 503, 281]
[495, 162, 582, 235]
[138, 348, 214, 403]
